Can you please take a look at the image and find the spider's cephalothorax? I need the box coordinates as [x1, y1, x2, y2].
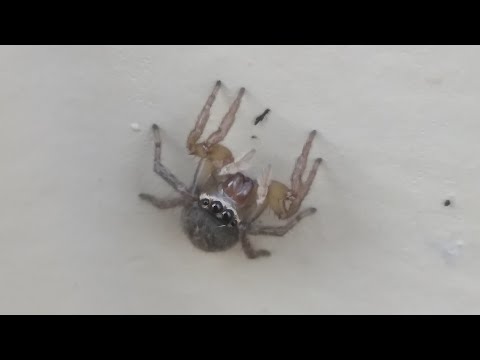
[181, 172, 256, 252]
[139, 81, 322, 259]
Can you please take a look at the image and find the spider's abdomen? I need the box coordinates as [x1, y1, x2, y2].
[181, 202, 239, 252]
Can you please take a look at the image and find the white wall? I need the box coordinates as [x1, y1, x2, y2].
[1, 45, 479, 314]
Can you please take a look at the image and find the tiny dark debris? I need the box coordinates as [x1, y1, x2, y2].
[444, 199, 451, 207]
[251, 135, 258, 139]
[254, 108, 270, 125]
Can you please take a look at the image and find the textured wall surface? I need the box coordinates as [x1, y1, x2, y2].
[0, 45, 479, 314]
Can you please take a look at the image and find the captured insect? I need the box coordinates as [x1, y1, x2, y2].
[139, 81, 322, 259]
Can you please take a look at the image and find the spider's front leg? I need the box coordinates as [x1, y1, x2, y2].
[141, 124, 193, 200]
[138, 193, 187, 210]
[187, 81, 245, 166]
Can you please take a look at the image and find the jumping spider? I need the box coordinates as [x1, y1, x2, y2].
[139, 81, 322, 259]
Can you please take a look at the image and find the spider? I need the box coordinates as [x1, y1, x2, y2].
[139, 81, 322, 259]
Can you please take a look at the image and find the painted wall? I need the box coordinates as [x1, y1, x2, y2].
[0, 45, 478, 314]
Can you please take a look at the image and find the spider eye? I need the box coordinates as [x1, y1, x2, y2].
[200, 198, 209, 207]
[230, 219, 237, 227]
[221, 209, 234, 223]
[211, 201, 223, 213]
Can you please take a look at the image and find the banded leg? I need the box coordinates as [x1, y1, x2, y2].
[248, 208, 317, 236]
[150, 124, 192, 199]
[138, 193, 186, 209]
[239, 227, 271, 259]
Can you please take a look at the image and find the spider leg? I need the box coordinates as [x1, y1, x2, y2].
[138, 193, 187, 209]
[247, 208, 316, 236]
[189, 158, 207, 194]
[239, 226, 271, 259]
[150, 124, 193, 199]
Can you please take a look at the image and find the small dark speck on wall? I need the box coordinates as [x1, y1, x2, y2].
[444, 199, 451, 207]
[254, 108, 270, 125]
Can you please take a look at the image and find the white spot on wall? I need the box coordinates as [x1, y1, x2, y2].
[130, 122, 141, 132]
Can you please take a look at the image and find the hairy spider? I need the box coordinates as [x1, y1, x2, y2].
[139, 81, 322, 259]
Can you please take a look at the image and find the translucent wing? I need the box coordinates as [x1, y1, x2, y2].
[218, 149, 256, 176]
[256, 164, 272, 206]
